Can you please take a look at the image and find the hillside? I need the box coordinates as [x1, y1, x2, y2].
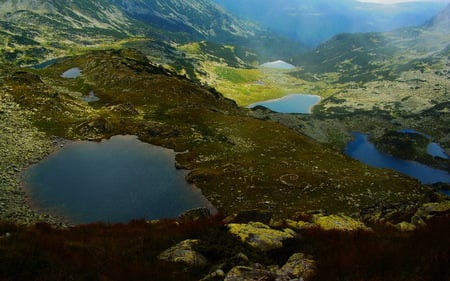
[260, 5, 450, 156]
[1, 48, 435, 223]
[0, 47, 448, 281]
[0, 0, 306, 67]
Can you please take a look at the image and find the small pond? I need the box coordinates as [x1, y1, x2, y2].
[82, 91, 100, 103]
[260, 60, 296, 70]
[248, 94, 321, 114]
[398, 129, 449, 159]
[61, 67, 82, 79]
[22, 135, 214, 224]
[345, 132, 450, 185]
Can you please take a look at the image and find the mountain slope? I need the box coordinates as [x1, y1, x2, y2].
[0, 0, 306, 67]
[1, 48, 431, 220]
[112, 0, 256, 41]
[0, 0, 139, 65]
[270, 5, 450, 163]
[291, 4, 450, 83]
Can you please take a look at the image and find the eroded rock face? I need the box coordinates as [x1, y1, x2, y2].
[158, 239, 207, 266]
[228, 222, 296, 251]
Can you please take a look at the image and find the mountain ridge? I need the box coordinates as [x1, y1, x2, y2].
[0, 0, 306, 67]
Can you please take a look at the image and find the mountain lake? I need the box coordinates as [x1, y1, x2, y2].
[260, 60, 296, 70]
[248, 94, 321, 114]
[61, 67, 82, 78]
[22, 135, 214, 224]
[345, 132, 450, 185]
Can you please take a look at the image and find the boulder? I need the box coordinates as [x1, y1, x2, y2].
[224, 265, 274, 281]
[285, 219, 315, 230]
[179, 207, 211, 221]
[277, 253, 316, 281]
[396, 221, 416, 232]
[158, 239, 207, 266]
[312, 214, 368, 231]
[228, 222, 296, 251]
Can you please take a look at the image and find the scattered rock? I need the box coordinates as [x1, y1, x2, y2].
[228, 222, 296, 251]
[224, 265, 273, 281]
[158, 239, 207, 266]
[200, 269, 226, 281]
[179, 207, 211, 221]
[224, 253, 316, 281]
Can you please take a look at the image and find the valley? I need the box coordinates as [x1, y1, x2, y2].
[0, 1, 449, 280]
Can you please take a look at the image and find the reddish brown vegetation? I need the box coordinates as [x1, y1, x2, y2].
[0, 218, 223, 281]
[0, 214, 449, 281]
[297, 214, 450, 281]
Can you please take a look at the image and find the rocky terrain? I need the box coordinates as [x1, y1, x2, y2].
[0, 71, 56, 224]
[0, 2, 449, 280]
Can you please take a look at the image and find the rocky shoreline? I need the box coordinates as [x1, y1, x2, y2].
[0, 92, 63, 225]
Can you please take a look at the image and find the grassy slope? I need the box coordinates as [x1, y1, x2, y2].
[2, 49, 432, 219]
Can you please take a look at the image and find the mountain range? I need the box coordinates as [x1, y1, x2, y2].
[212, 0, 449, 46]
[291, 4, 450, 83]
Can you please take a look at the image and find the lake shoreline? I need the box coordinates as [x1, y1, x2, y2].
[20, 135, 216, 225]
[248, 94, 322, 114]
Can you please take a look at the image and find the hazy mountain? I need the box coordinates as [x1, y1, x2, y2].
[291, 4, 450, 83]
[212, 0, 448, 46]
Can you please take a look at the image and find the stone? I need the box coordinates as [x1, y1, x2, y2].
[228, 222, 296, 251]
[277, 253, 316, 281]
[396, 221, 416, 232]
[158, 239, 207, 266]
[312, 214, 369, 231]
[179, 207, 211, 221]
[224, 265, 274, 281]
[285, 219, 315, 230]
[200, 269, 226, 281]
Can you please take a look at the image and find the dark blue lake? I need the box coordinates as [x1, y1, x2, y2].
[248, 94, 321, 114]
[23, 135, 214, 224]
[345, 133, 450, 185]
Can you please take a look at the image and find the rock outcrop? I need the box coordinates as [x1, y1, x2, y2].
[228, 222, 296, 251]
[158, 239, 207, 266]
[224, 252, 316, 281]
